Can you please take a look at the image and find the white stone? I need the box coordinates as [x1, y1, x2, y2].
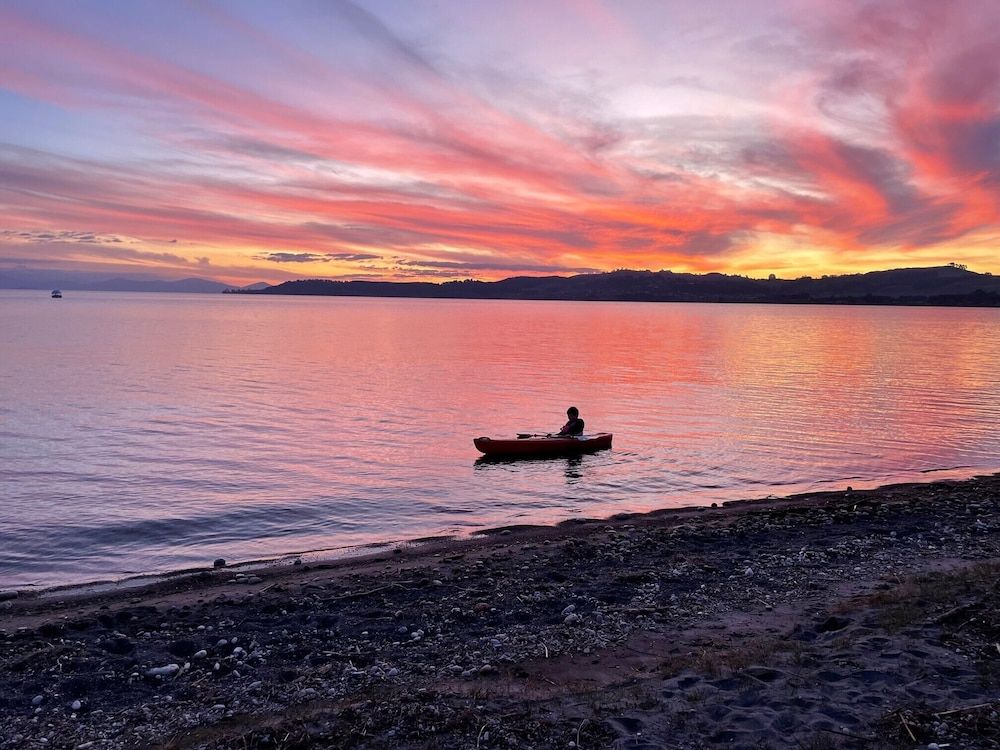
[145, 664, 180, 677]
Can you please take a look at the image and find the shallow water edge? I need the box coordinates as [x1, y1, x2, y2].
[9, 466, 998, 601]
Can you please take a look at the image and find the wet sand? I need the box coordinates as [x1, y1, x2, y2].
[1, 475, 998, 749]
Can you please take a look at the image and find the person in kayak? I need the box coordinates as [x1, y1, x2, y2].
[555, 406, 585, 436]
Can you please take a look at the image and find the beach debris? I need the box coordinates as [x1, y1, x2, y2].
[932, 701, 999, 717]
[213, 559, 226, 568]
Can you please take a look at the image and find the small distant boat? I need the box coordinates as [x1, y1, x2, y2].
[474, 433, 613, 459]
[51, 289, 62, 298]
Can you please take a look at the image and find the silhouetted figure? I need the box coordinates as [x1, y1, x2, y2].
[556, 406, 585, 436]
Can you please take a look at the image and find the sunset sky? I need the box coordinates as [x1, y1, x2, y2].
[1, 0, 999, 285]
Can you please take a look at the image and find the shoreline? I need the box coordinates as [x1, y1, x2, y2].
[2, 473, 998, 748]
[6, 463, 998, 599]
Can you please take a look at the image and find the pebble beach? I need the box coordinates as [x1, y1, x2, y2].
[1, 474, 998, 749]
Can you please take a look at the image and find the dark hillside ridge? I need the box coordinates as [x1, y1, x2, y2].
[250, 265, 1000, 306]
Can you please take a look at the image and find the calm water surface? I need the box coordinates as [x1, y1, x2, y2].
[2, 291, 998, 588]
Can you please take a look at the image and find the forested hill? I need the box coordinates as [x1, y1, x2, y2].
[250, 265, 1000, 306]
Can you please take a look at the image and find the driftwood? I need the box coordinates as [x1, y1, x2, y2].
[898, 712, 917, 742]
[932, 700, 998, 717]
[931, 601, 977, 625]
[325, 581, 414, 602]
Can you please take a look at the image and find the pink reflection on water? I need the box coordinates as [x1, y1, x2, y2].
[1, 292, 998, 587]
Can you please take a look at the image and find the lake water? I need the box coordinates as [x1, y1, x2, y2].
[2, 291, 998, 589]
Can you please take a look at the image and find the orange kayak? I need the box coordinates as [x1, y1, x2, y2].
[474, 433, 613, 458]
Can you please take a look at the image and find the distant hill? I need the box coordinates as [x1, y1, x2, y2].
[251, 266, 1000, 306]
[79, 277, 231, 293]
[0, 268, 270, 293]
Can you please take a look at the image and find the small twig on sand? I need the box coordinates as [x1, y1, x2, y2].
[541, 641, 549, 659]
[899, 712, 917, 742]
[576, 718, 588, 749]
[329, 582, 411, 601]
[476, 723, 487, 749]
[956, 615, 977, 632]
[933, 701, 997, 717]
